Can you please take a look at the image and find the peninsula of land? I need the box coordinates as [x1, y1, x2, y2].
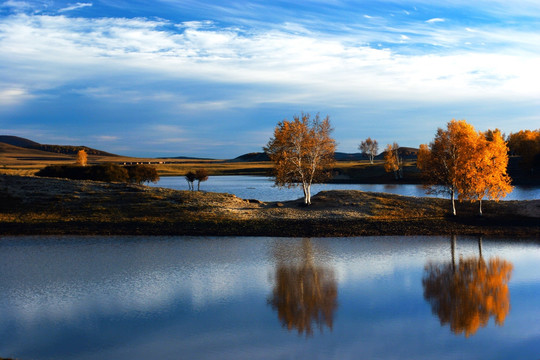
[1, 175, 538, 238]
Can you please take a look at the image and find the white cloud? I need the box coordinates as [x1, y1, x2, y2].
[0, 12, 540, 111]
[1, 0, 32, 10]
[0, 87, 33, 105]
[426, 18, 445, 23]
[58, 2, 92, 13]
[94, 135, 118, 141]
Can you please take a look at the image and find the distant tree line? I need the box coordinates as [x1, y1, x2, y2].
[32, 144, 113, 156]
[36, 163, 159, 184]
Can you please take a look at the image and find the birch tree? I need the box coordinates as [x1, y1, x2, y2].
[417, 120, 477, 216]
[264, 113, 336, 205]
[358, 137, 378, 164]
[459, 130, 512, 215]
[383, 142, 402, 179]
[185, 171, 196, 191]
[195, 169, 209, 191]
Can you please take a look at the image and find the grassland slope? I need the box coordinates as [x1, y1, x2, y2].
[1, 174, 538, 237]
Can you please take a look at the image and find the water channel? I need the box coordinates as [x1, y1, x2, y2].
[150, 175, 540, 201]
[0, 236, 539, 360]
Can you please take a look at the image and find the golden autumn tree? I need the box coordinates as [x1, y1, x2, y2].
[268, 239, 338, 336]
[358, 137, 379, 164]
[383, 142, 402, 179]
[507, 129, 540, 173]
[423, 240, 513, 338]
[264, 113, 336, 205]
[459, 130, 512, 216]
[75, 149, 88, 166]
[417, 119, 479, 216]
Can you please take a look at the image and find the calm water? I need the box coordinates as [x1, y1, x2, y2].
[150, 175, 540, 201]
[0, 236, 539, 360]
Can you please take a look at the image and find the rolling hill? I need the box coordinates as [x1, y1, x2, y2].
[0, 135, 117, 156]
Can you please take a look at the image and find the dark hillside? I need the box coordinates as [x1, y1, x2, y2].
[0, 135, 40, 148]
[0, 135, 117, 156]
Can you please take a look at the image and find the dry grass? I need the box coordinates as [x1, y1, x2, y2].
[1, 174, 538, 237]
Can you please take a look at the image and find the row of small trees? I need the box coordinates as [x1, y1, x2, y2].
[36, 163, 160, 184]
[185, 169, 209, 191]
[265, 114, 519, 215]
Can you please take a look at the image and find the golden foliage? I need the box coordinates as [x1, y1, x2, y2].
[75, 149, 88, 166]
[264, 113, 336, 204]
[459, 130, 512, 214]
[383, 142, 401, 178]
[507, 129, 540, 170]
[423, 255, 513, 337]
[268, 239, 338, 336]
[419, 119, 512, 215]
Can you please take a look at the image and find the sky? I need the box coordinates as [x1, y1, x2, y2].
[1, 0, 539, 158]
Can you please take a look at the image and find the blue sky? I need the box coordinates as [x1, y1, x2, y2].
[1, 0, 539, 158]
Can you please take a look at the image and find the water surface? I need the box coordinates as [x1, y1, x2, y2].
[150, 175, 540, 201]
[0, 236, 539, 360]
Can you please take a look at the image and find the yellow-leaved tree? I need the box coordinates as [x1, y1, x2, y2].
[76, 149, 88, 166]
[507, 129, 540, 173]
[264, 113, 336, 205]
[459, 130, 512, 216]
[383, 142, 402, 179]
[418, 120, 512, 216]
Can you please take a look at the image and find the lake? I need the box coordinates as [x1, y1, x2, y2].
[0, 236, 539, 360]
[150, 175, 540, 201]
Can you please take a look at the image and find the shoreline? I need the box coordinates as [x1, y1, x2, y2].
[1, 174, 539, 238]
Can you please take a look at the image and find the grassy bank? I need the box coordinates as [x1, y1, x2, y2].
[1, 174, 538, 237]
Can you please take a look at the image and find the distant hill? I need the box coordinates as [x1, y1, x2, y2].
[334, 152, 365, 161]
[375, 147, 419, 160]
[0, 135, 40, 148]
[0, 135, 117, 156]
[229, 152, 271, 162]
[230, 149, 418, 162]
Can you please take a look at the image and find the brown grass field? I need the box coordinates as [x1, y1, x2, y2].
[1, 142, 423, 184]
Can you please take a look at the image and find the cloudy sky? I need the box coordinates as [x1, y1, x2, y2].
[1, 0, 539, 158]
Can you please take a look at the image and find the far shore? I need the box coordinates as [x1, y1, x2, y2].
[1, 174, 538, 238]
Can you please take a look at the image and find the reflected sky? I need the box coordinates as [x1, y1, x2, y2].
[0, 236, 539, 359]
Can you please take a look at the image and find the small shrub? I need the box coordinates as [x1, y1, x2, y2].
[36, 163, 129, 182]
[126, 164, 160, 184]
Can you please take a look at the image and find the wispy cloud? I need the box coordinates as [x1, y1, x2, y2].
[94, 135, 118, 141]
[0, 87, 33, 106]
[2, 13, 539, 108]
[1, 1, 540, 156]
[58, 2, 92, 13]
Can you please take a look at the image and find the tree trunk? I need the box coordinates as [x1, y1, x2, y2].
[478, 236, 483, 258]
[451, 235, 456, 273]
[451, 189, 456, 216]
[306, 185, 311, 205]
[478, 199, 483, 216]
[197, 181, 201, 191]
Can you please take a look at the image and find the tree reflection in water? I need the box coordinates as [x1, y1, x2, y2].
[268, 239, 338, 336]
[423, 236, 513, 337]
